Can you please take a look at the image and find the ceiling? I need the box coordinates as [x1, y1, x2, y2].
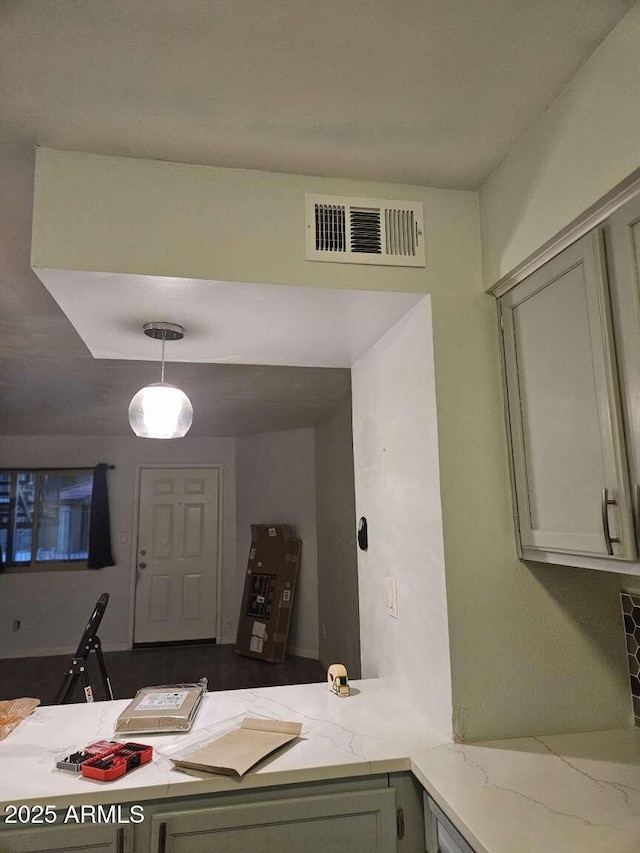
[0, 0, 634, 436]
[1, 0, 633, 188]
[34, 270, 423, 367]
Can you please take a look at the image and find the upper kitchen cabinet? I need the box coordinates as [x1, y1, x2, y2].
[499, 230, 636, 567]
[606, 195, 640, 556]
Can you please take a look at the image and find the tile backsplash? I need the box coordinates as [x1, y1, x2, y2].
[621, 593, 640, 726]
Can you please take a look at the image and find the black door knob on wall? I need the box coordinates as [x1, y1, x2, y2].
[357, 517, 368, 551]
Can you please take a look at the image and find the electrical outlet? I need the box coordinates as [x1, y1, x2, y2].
[386, 578, 399, 620]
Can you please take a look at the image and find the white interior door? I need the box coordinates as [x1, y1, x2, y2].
[134, 467, 220, 644]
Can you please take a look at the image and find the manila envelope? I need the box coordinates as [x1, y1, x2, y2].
[173, 717, 302, 778]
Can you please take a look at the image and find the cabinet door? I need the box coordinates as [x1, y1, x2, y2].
[423, 795, 475, 853]
[500, 230, 634, 560]
[607, 195, 640, 552]
[151, 788, 397, 853]
[0, 824, 129, 853]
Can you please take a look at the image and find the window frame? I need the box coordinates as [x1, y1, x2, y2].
[0, 467, 93, 573]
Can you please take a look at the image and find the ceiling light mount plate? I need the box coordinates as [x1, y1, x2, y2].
[143, 321, 184, 341]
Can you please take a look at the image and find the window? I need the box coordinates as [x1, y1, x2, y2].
[0, 469, 93, 569]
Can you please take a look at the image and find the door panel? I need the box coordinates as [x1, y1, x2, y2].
[183, 503, 204, 556]
[150, 574, 171, 622]
[513, 262, 604, 535]
[134, 467, 220, 643]
[0, 824, 130, 853]
[184, 476, 206, 494]
[153, 478, 175, 495]
[501, 230, 634, 560]
[151, 789, 397, 853]
[152, 505, 175, 557]
[182, 573, 202, 620]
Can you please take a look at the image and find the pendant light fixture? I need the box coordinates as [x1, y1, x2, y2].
[128, 322, 193, 439]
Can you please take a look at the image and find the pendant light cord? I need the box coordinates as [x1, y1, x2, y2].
[161, 333, 166, 383]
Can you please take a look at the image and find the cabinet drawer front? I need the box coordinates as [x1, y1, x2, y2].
[0, 824, 128, 853]
[500, 230, 634, 560]
[152, 788, 397, 853]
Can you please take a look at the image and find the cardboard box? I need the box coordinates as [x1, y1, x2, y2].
[235, 524, 301, 663]
[172, 717, 302, 778]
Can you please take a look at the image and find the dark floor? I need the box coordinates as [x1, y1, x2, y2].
[0, 644, 325, 705]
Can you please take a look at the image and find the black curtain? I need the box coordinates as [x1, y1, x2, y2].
[88, 463, 115, 569]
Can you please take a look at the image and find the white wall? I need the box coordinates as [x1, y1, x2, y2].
[480, 1, 640, 284]
[32, 148, 476, 298]
[30, 149, 633, 740]
[315, 396, 360, 676]
[0, 430, 324, 658]
[0, 435, 236, 657]
[235, 428, 318, 658]
[470, 0, 640, 736]
[351, 297, 452, 737]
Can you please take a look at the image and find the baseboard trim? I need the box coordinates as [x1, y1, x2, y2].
[133, 638, 216, 650]
[289, 646, 319, 660]
[0, 642, 130, 660]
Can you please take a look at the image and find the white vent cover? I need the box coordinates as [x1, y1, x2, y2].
[305, 194, 425, 267]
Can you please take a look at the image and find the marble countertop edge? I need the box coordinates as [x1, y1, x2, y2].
[0, 757, 416, 811]
[0, 679, 429, 811]
[410, 729, 640, 853]
[4, 681, 640, 853]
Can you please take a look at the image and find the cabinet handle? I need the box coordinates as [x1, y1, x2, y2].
[601, 487, 620, 555]
[116, 827, 124, 853]
[157, 821, 167, 853]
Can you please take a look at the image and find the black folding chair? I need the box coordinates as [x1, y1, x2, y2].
[55, 593, 114, 704]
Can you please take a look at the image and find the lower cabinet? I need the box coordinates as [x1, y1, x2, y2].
[0, 774, 424, 853]
[0, 824, 130, 853]
[423, 794, 475, 853]
[150, 788, 397, 853]
[136, 774, 424, 853]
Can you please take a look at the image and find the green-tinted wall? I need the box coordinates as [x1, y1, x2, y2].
[31, 148, 631, 739]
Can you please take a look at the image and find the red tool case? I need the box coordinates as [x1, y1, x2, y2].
[81, 742, 153, 781]
[56, 740, 121, 774]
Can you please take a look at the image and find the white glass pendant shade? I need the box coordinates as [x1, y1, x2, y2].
[128, 382, 193, 439]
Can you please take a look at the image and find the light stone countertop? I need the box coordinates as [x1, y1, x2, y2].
[0, 679, 445, 810]
[412, 726, 640, 853]
[3, 679, 640, 852]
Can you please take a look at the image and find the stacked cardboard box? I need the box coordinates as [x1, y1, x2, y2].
[235, 524, 301, 663]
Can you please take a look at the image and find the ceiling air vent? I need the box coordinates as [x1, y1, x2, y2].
[305, 194, 425, 267]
